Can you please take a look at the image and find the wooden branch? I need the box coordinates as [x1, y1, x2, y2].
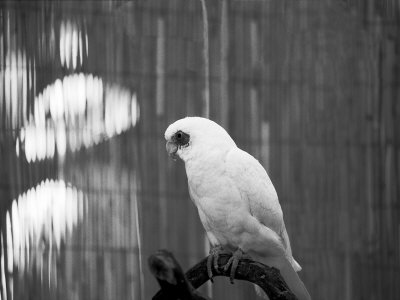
[148, 249, 209, 300]
[186, 253, 297, 300]
[150, 250, 297, 300]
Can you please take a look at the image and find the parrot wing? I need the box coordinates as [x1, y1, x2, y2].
[225, 147, 301, 271]
[225, 148, 311, 300]
[225, 147, 283, 235]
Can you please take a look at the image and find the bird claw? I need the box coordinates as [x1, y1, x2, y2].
[223, 248, 247, 284]
[207, 245, 225, 282]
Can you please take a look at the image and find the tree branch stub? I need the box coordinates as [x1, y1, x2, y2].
[149, 249, 209, 300]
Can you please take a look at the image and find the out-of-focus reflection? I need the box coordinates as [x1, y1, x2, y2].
[7, 180, 83, 275]
[1, 48, 31, 132]
[1, 180, 84, 300]
[16, 73, 139, 162]
[59, 19, 88, 70]
[0, 4, 143, 300]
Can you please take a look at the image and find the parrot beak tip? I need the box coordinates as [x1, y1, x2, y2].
[166, 141, 179, 160]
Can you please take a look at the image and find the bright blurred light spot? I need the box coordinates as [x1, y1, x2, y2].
[2, 15, 138, 253]
[2, 30, 139, 163]
[18, 73, 139, 162]
[50, 79, 64, 119]
[46, 124, 55, 159]
[59, 20, 87, 70]
[15, 139, 20, 157]
[6, 212, 13, 274]
[56, 122, 67, 159]
[6, 180, 84, 275]
[131, 93, 140, 127]
[1, 48, 29, 131]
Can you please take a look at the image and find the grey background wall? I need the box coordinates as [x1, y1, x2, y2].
[0, 1, 399, 299]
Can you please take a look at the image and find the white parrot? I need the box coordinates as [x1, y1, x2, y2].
[165, 117, 311, 300]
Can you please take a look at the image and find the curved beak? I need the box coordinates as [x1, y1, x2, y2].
[166, 141, 178, 160]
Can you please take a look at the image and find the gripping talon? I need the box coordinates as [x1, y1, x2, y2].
[230, 255, 240, 284]
[223, 256, 234, 272]
[223, 248, 247, 284]
[213, 251, 219, 273]
[207, 245, 224, 282]
[206, 255, 214, 282]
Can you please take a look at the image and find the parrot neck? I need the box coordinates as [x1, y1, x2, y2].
[183, 146, 233, 182]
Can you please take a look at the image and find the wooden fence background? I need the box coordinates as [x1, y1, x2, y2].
[0, 1, 399, 299]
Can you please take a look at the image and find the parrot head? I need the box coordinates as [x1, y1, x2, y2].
[164, 117, 236, 162]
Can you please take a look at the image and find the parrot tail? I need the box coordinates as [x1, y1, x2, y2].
[254, 256, 311, 300]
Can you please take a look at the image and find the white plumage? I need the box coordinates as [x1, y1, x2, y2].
[165, 117, 311, 300]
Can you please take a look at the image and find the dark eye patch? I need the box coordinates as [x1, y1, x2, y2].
[174, 130, 190, 146]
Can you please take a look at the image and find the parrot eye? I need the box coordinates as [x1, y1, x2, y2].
[174, 130, 190, 146]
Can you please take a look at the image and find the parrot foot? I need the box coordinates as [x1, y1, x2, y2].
[207, 245, 226, 282]
[223, 248, 249, 284]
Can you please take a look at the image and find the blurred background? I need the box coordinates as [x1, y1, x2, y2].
[0, 0, 399, 299]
